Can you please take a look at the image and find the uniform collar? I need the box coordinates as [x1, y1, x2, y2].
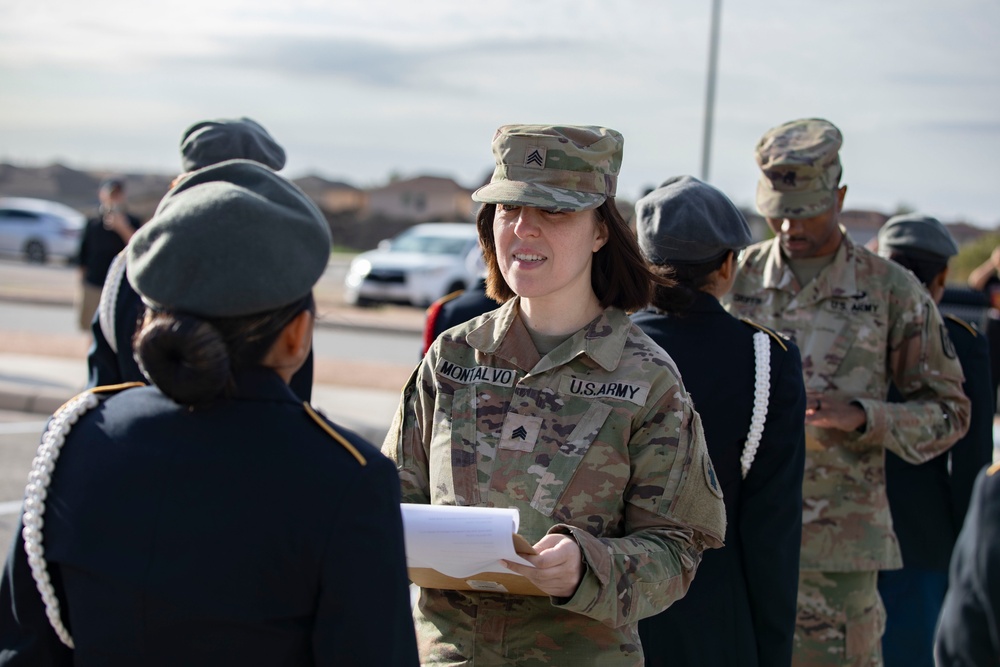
[228, 366, 303, 404]
[466, 297, 630, 373]
[761, 227, 861, 301]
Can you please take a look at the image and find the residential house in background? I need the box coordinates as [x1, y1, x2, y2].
[364, 175, 473, 222]
[293, 175, 365, 213]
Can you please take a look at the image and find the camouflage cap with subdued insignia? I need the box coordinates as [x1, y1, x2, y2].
[877, 212, 959, 260]
[755, 118, 843, 219]
[472, 124, 623, 212]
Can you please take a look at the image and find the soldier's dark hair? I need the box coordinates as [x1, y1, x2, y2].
[887, 252, 948, 288]
[648, 251, 731, 315]
[477, 200, 665, 312]
[133, 294, 314, 408]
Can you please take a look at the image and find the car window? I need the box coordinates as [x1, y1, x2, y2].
[391, 232, 473, 255]
[0, 210, 42, 223]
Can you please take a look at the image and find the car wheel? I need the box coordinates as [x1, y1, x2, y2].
[23, 240, 47, 264]
[354, 297, 378, 308]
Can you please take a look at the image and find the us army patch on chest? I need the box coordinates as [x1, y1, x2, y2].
[560, 376, 650, 405]
[435, 359, 516, 387]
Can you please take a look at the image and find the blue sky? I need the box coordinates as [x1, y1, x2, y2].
[2, 0, 998, 226]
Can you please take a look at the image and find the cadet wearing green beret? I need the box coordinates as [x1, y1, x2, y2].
[0, 160, 419, 666]
[876, 213, 993, 667]
[86, 117, 316, 401]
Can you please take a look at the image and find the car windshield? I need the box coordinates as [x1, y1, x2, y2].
[391, 231, 470, 255]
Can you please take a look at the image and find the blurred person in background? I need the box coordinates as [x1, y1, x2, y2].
[75, 178, 141, 331]
[420, 245, 499, 355]
[85, 117, 316, 400]
[632, 175, 806, 667]
[874, 213, 994, 667]
[0, 160, 418, 666]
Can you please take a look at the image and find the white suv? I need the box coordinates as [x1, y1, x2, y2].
[345, 222, 480, 307]
[0, 197, 86, 263]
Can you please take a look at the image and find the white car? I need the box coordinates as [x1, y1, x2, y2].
[345, 222, 480, 307]
[0, 197, 86, 263]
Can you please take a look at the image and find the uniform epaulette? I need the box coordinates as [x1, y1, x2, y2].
[53, 382, 145, 415]
[945, 313, 979, 338]
[988, 461, 1000, 477]
[740, 318, 788, 351]
[303, 402, 367, 466]
[428, 289, 464, 312]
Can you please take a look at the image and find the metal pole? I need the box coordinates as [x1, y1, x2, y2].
[700, 0, 723, 182]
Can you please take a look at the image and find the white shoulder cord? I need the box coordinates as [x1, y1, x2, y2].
[22, 391, 101, 648]
[97, 252, 127, 355]
[740, 331, 771, 478]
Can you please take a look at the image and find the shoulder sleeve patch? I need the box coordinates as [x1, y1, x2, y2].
[303, 402, 367, 466]
[945, 313, 978, 338]
[740, 318, 788, 351]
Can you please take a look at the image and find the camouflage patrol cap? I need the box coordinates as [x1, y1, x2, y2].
[877, 213, 958, 260]
[755, 118, 843, 219]
[180, 117, 286, 172]
[472, 124, 623, 212]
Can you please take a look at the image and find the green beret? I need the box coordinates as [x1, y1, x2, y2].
[636, 175, 751, 264]
[126, 160, 331, 317]
[877, 213, 958, 261]
[472, 124, 623, 212]
[180, 117, 286, 172]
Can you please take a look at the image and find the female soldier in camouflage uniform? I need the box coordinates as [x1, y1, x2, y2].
[383, 125, 727, 666]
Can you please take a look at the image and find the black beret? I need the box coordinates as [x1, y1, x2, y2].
[877, 213, 958, 261]
[636, 175, 752, 264]
[126, 160, 331, 317]
[180, 117, 286, 172]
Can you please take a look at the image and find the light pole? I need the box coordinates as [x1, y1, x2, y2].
[700, 0, 723, 182]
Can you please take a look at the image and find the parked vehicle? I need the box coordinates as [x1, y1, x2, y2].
[0, 197, 86, 264]
[345, 222, 480, 307]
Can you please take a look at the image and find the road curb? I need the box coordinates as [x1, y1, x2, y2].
[0, 381, 72, 416]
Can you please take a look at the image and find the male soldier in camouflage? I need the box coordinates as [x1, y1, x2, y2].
[723, 118, 970, 666]
[384, 124, 726, 666]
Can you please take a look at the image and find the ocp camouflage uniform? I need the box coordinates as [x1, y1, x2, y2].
[383, 297, 726, 666]
[724, 232, 971, 664]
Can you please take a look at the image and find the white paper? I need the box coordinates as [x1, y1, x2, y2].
[400, 504, 535, 578]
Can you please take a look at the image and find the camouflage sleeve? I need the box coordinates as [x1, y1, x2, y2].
[381, 360, 434, 504]
[549, 384, 726, 628]
[854, 292, 970, 463]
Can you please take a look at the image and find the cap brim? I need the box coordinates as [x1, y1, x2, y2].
[473, 181, 605, 212]
[755, 178, 835, 219]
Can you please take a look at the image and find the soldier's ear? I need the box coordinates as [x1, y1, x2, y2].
[835, 185, 848, 212]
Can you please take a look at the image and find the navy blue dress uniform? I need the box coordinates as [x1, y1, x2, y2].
[935, 461, 1000, 664]
[86, 117, 314, 401]
[0, 373, 416, 666]
[0, 160, 419, 666]
[883, 314, 993, 567]
[633, 296, 806, 666]
[632, 175, 806, 666]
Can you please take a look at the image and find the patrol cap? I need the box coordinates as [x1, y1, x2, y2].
[127, 160, 331, 318]
[180, 117, 286, 172]
[877, 213, 958, 261]
[755, 118, 843, 219]
[472, 124, 623, 212]
[636, 175, 752, 264]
